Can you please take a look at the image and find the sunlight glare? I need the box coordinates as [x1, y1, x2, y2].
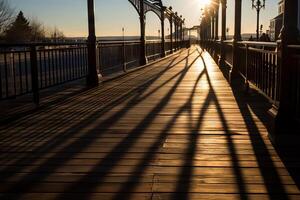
[199, 0, 212, 7]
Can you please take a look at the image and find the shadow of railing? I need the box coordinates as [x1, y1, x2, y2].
[0, 45, 294, 200]
[170, 50, 248, 200]
[209, 46, 291, 199]
[0, 48, 197, 200]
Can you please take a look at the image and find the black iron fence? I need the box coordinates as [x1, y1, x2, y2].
[0, 39, 190, 103]
[97, 41, 141, 76]
[202, 39, 300, 123]
[0, 43, 88, 101]
[202, 40, 280, 103]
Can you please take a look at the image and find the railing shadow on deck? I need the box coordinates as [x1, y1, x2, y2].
[203, 43, 300, 190]
[0, 48, 197, 200]
[201, 47, 293, 198]
[0, 46, 293, 200]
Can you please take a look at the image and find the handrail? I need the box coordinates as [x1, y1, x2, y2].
[288, 45, 300, 49]
[0, 42, 87, 47]
[0, 39, 190, 104]
[201, 39, 280, 103]
[238, 41, 277, 47]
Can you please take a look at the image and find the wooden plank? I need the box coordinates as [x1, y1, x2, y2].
[0, 46, 299, 199]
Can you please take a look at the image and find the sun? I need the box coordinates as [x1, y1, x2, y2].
[199, 0, 212, 7]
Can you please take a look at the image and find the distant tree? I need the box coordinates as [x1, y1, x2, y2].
[5, 11, 32, 43]
[49, 26, 65, 42]
[30, 18, 46, 42]
[0, 0, 13, 35]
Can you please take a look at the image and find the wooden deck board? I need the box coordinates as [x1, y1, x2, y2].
[0, 46, 299, 200]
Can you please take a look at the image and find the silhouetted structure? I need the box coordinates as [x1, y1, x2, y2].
[0, 0, 300, 199]
[200, 0, 300, 146]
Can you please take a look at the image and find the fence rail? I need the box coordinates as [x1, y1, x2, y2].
[201, 40, 280, 103]
[0, 40, 190, 103]
[201, 40, 300, 120]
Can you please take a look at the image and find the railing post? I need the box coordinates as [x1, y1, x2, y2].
[230, 0, 242, 83]
[245, 44, 250, 92]
[122, 41, 127, 72]
[87, 0, 99, 87]
[269, 0, 300, 146]
[30, 45, 39, 106]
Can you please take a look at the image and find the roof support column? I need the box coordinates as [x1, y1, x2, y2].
[215, 3, 219, 40]
[87, 0, 99, 87]
[269, 0, 300, 146]
[139, 0, 148, 65]
[211, 14, 215, 40]
[170, 13, 173, 53]
[230, 0, 242, 83]
[161, 7, 166, 57]
[219, 0, 227, 67]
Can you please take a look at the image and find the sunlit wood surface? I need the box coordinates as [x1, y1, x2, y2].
[0, 46, 299, 200]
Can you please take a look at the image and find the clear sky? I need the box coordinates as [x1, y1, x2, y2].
[8, 0, 279, 37]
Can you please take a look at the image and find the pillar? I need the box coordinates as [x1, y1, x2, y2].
[170, 15, 173, 53]
[269, 0, 300, 146]
[87, 0, 99, 87]
[139, 0, 148, 65]
[161, 7, 166, 57]
[215, 3, 220, 40]
[219, 0, 227, 67]
[211, 14, 215, 40]
[230, 0, 242, 82]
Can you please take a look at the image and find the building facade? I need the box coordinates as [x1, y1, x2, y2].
[269, 0, 284, 41]
[270, 0, 300, 41]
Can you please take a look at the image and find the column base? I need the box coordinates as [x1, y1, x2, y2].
[268, 105, 300, 147]
[140, 56, 148, 66]
[229, 68, 239, 85]
[86, 74, 99, 87]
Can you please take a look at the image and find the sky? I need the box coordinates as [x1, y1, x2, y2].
[8, 0, 280, 37]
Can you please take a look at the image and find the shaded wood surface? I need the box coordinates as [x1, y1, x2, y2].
[0, 46, 299, 200]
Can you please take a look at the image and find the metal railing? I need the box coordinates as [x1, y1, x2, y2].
[0, 43, 88, 102]
[202, 39, 300, 121]
[202, 40, 280, 103]
[0, 39, 190, 103]
[97, 40, 141, 76]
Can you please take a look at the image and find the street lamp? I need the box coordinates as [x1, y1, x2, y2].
[252, 0, 266, 40]
[158, 29, 161, 40]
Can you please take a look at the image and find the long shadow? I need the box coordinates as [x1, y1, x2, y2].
[111, 50, 205, 200]
[53, 49, 201, 200]
[0, 49, 196, 199]
[212, 48, 290, 198]
[0, 49, 189, 161]
[0, 50, 195, 153]
[230, 80, 290, 199]
[0, 50, 191, 160]
[171, 49, 248, 200]
[230, 78, 300, 189]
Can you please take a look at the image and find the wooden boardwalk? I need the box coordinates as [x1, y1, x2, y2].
[0, 46, 299, 200]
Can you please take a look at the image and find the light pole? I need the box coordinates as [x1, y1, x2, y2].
[252, 0, 265, 40]
[158, 29, 161, 40]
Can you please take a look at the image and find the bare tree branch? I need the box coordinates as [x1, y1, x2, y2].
[0, 0, 13, 34]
